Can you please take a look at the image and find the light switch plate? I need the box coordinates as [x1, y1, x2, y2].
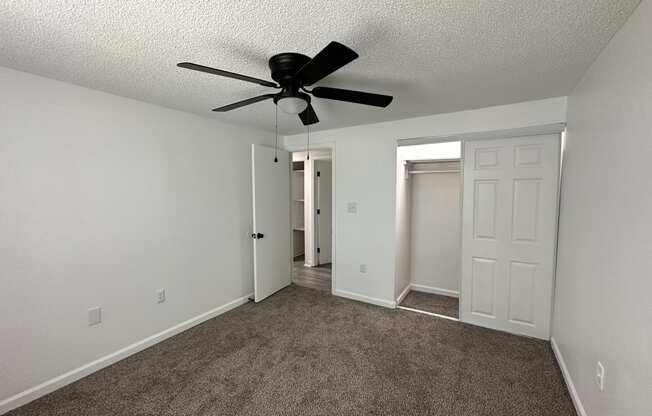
[596, 361, 605, 391]
[157, 289, 166, 304]
[88, 307, 102, 326]
[347, 202, 358, 214]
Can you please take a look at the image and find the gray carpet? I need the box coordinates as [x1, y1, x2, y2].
[8, 286, 576, 416]
[400, 290, 460, 319]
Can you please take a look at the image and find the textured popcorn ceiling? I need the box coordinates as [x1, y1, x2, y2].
[0, 0, 641, 134]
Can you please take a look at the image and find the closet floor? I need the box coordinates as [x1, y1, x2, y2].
[400, 290, 459, 319]
[292, 254, 332, 291]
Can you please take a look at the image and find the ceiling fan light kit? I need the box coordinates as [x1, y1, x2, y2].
[178, 41, 393, 126]
[276, 97, 307, 114]
[274, 91, 310, 115]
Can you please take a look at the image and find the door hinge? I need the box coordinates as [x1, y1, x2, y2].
[317, 248, 320, 253]
[317, 209, 320, 215]
[317, 171, 320, 177]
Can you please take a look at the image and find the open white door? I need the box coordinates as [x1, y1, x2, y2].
[315, 160, 332, 265]
[252, 144, 291, 302]
[460, 135, 560, 339]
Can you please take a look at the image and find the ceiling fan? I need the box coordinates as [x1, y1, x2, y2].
[177, 41, 393, 125]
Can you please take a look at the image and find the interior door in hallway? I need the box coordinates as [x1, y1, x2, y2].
[251, 144, 292, 302]
[315, 160, 332, 265]
[460, 135, 560, 339]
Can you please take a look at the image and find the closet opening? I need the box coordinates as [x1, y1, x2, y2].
[395, 141, 462, 320]
[291, 149, 333, 292]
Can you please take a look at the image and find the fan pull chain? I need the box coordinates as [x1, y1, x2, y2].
[306, 125, 310, 160]
[274, 105, 278, 163]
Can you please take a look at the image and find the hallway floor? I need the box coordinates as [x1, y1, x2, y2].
[292, 254, 331, 291]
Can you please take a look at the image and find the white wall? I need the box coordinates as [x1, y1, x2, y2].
[409, 162, 461, 295]
[552, 1, 652, 415]
[0, 66, 270, 408]
[284, 97, 567, 307]
[303, 159, 317, 266]
[394, 151, 412, 299]
[291, 169, 304, 257]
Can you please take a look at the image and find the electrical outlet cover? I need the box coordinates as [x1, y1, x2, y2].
[88, 307, 102, 326]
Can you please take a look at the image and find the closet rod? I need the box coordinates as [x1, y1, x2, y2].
[407, 169, 461, 175]
[405, 158, 461, 164]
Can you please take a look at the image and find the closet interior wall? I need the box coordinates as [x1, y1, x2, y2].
[408, 160, 462, 297]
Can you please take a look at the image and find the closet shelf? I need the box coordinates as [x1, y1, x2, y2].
[294, 199, 304, 202]
[293, 227, 305, 231]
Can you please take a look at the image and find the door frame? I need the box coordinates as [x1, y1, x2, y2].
[395, 123, 565, 333]
[394, 139, 465, 316]
[285, 142, 337, 294]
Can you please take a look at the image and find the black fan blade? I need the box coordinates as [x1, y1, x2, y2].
[311, 86, 393, 107]
[212, 94, 276, 112]
[298, 104, 319, 125]
[178, 62, 277, 88]
[296, 42, 359, 86]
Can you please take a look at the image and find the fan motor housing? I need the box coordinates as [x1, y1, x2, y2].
[269, 53, 310, 85]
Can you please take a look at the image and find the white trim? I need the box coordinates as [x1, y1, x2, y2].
[285, 142, 337, 297]
[334, 289, 396, 309]
[397, 305, 460, 322]
[396, 284, 411, 305]
[550, 337, 587, 416]
[0, 293, 253, 415]
[410, 283, 460, 298]
[397, 123, 567, 147]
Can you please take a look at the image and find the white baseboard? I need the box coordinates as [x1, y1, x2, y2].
[334, 289, 396, 309]
[550, 337, 587, 416]
[0, 293, 253, 415]
[410, 283, 459, 298]
[396, 284, 411, 305]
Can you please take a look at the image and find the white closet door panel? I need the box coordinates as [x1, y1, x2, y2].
[461, 135, 560, 339]
[471, 257, 497, 317]
[473, 180, 498, 240]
